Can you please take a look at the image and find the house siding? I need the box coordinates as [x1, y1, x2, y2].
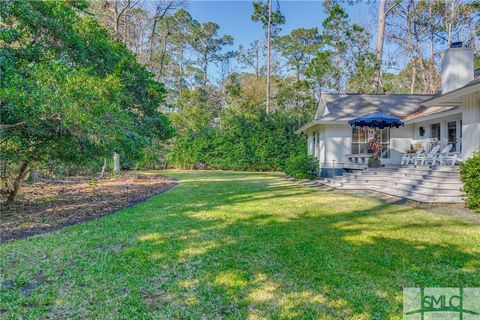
[390, 126, 414, 164]
[463, 91, 480, 158]
[324, 124, 351, 167]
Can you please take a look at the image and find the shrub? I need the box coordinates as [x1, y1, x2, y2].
[460, 150, 480, 211]
[284, 154, 319, 180]
[168, 109, 306, 171]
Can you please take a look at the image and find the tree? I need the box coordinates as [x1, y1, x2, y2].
[274, 28, 321, 80]
[0, 0, 173, 203]
[237, 40, 263, 80]
[385, 0, 479, 94]
[346, 23, 378, 93]
[374, 0, 399, 92]
[189, 21, 233, 85]
[319, 1, 376, 93]
[304, 51, 334, 96]
[148, 1, 179, 63]
[252, 0, 285, 112]
[167, 9, 195, 96]
[321, 1, 350, 92]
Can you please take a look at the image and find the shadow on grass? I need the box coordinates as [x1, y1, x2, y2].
[1, 171, 479, 319]
[129, 172, 480, 319]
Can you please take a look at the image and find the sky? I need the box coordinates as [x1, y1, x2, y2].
[184, 0, 380, 81]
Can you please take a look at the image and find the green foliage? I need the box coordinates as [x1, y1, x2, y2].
[189, 21, 234, 85]
[460, 150, 480, 211]
[168, 108, 306, 171]
[0, 0, 173, 201]
[284, 154, 319, 180]
[273, 28, 321, 79]
[251, 1, 286, 36]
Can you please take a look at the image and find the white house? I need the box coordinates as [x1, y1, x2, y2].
[296, 45, 480, 178]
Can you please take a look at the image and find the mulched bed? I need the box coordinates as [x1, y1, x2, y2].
[1, 172, 177, 242]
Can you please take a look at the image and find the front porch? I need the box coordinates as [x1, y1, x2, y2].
[314, 110, 465, 176]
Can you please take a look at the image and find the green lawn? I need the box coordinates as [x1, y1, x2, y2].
[1, 171, 479, 319]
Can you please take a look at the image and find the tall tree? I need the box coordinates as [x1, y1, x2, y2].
[252, 0, 285, 112]
[148, 1, 178, 63]
[321, 1, 350, 92]
[190, 21, 233, 85]
[167, 9, 195, 97]
[374, 0, 398, 92]
[237, 40, 263, 80]
[274, 27, 322, 80]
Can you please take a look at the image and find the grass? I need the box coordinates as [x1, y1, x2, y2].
[1, 170, 479, 319]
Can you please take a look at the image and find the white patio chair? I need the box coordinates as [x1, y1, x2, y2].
[401, 146, 425, 165]
[432, 144, 453, 166]
[413, 145, 440, 166]
[441, 151, 462, 166]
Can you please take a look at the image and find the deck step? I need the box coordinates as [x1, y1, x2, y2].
[317, 165, 464, 203]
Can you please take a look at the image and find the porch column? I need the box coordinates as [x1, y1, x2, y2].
[314, 131, 320, 158]
[462, 91, 480, 159]
[307, 134, 314, 155]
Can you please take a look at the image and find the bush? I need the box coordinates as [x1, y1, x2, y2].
[284, 154, 319, 180]
[168, 109, 307, 171]
[460, 150, 480, 211]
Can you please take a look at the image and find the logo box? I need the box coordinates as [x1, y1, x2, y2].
[403, 287, 480, 320]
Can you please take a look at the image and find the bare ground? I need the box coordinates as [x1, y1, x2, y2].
[0, 172, 177, 242]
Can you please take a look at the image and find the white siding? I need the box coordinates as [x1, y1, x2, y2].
[307, 134, 314, 155]
[463, 91, 480, 159]
[318, 126, 326, 165]
[324, 124, 351, 167]
[314, 130, 320, 158]
[390, 126, 414, 164]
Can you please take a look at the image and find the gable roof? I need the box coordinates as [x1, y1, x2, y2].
[317, 93, 435, 122]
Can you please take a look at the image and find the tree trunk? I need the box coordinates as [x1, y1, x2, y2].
[113, 153, 121, 175]
[149, 19, 158, 63]
[179, 50, 184, 97]
[203, 55, 209, 85]
[255, 47, 259, 80]
[123, 9, 128, 44]
[100, 158, 108, 178]
[5, 161, 29, 204]
[265, 0, 272, 113]
[410, 62, 417, 94]
[159, 32, 169, 78]
[374, 0, 387, 92]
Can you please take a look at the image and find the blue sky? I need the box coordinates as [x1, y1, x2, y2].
[185, 0, 379, 81]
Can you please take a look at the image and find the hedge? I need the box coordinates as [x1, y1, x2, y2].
[168, 110, 306, 171]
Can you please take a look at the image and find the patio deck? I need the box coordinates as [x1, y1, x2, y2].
[318, 165, 463, 203]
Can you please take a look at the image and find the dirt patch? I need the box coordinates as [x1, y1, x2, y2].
[1, 172, 177, 242]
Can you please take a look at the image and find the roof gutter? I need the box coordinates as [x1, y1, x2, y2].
[294, 120, 349, 134]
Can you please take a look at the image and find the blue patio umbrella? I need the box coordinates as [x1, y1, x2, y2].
[348, 111, 404, 129]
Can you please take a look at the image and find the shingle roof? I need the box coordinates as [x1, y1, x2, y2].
[318, 93, 436, 121]
[402, 105, 461, 121]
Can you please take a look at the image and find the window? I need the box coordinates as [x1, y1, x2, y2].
[352, 127, 390, 158]
[447, 121, 457, 151]
[430, 123, 440, 141]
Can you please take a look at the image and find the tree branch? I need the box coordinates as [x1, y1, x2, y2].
[0, 122, 26, 130]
